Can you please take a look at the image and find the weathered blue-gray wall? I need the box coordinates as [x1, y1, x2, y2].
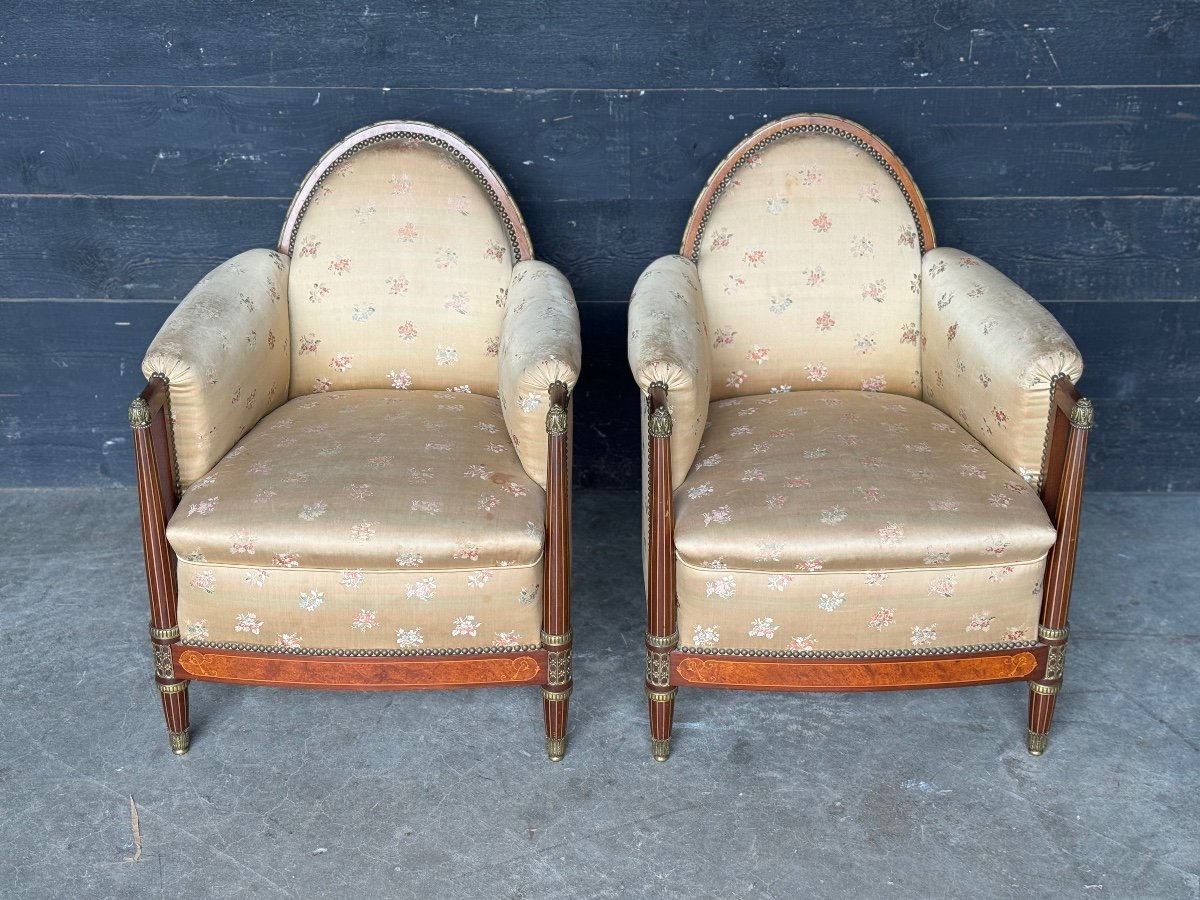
[1, 2, 1197, 489]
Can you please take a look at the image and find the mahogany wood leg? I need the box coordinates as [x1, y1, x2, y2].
[648, 688, 677, 762]
[543, 687, 570, 762]
[158, 679, 191, 755]
[1026, 682, 1059, 756]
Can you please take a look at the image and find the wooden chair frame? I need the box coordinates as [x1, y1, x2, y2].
[129, 122, 572, 759]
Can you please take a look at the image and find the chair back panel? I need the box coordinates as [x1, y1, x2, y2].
[685, 116, 933, 401]
[282, 123, 530, 398]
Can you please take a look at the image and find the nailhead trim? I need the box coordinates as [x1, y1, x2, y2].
[179, 640, 541, 657]
[689, 123, 928, 262]
[677, 640, 1038, 659]
[287, 131, 524, 264]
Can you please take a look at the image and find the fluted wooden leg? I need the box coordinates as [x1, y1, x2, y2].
[1026, 682, 1059, 756]
[648, 687, 677, 762]
[543, 687, 570, 761]
[158, 679, 191, 755]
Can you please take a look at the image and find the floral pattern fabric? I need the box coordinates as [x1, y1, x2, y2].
[672, 390, 1055, 654]
[627, 255, 712, 490]
[695, 132, 924, 402]
[168, 390, 544, 651]
[920, 248, 1084, 486]
[142, 249, 291, 488]
[288, 139, 515, 399]
[498, 261, 583, 488]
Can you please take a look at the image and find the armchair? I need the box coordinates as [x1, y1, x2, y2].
[130, 122, 581, 759]
[628, 114, 1090, 760]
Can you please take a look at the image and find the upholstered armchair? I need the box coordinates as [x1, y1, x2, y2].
[130, 122, 580, 759]
[628, 114, 1091, 760]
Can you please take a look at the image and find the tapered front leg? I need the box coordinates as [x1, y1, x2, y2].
[541, 383, 572, 761]
[1028, 394, 1092, 755]
[645, 384, 678, 761]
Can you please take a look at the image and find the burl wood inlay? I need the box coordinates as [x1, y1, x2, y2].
[177, 650, 542, 690]
[675, 652, 1037, 691]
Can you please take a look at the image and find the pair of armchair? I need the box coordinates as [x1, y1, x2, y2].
[131, 116, 1090, 762]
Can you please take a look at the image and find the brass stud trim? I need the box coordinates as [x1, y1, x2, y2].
[646, 687, 677, 703]
[157, 680, 189, 694]
[542, 687, 572, 703]
[646, 630, 679, 649]
[546, 737, 566, 761]
[541, 630, 572, 648]
[150, 624, 181, 642]
[1038, 624, 1069, 642]
[1029, 681, 1059, 696]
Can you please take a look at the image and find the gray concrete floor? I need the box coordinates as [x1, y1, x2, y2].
[0, 489, 1197, 898]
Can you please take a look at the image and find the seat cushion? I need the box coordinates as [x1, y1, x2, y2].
[168, 390, 545, 653]
[673, 391, 1056, 655]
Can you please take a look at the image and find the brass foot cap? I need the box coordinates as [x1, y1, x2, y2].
[546, 737, 566, 762]
[168, 729, 191, 756]
[1026, 730, 1048, 756]
[652, 738, 671, 762]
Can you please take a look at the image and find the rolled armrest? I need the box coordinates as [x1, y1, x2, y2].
[920, 247, 1083, 486]
[498, 260, 581, 488]
[142, 249, 291, 488]
[628, 255, 711, 488]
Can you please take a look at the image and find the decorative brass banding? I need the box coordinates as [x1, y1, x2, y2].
[648, 405, 673, 439]
[1069, 398, 1095, 431]
[153, 644, 174, 679]
[1038, 624, 1069, 642]
[646, 630, 679, 649]
[652, 738, 671, 762]
[1029, 681, 1060, 696]
[179, 640, 542, 656]
[150, 624, 181, 642]
[157, 680, 189, 694]
[546, 737, 566, 761]
[542, 687, 572, 702]
[540, 630, 572, 648]
[546, 403, 568, 436]
[1027, 730, 1048, 756]
[677, 639, 1037, 659]
[1045, 645, 1067, 681]
[646, 650, 671, 688]
[547, 649, 572, 687]
[646, 687, 677, 703]
[128, 396, 153, 429]
[168, 729, 191, 755]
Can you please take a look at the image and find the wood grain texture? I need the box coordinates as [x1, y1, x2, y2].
[3, 85, 1196, 201]
[3, 1, 1195, 88]
[175, 648, 544, 690]
[673, 650, 1041, 691]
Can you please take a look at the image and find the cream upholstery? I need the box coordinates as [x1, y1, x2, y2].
[498, 261, 582, 487]
[169, 390, 543, 652]
[673, 392, 1054, 653]
[627, 255, 711, 488]
[696, 132, 924, 401]
[142, 250, 291, 488]
[287, 139, 514, 399]
[921, 248, 1084, 485]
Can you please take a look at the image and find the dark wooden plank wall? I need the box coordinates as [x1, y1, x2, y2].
[1, 1, 1198, 490]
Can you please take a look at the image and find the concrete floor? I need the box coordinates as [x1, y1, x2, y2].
[0, 489, 1197, 898]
